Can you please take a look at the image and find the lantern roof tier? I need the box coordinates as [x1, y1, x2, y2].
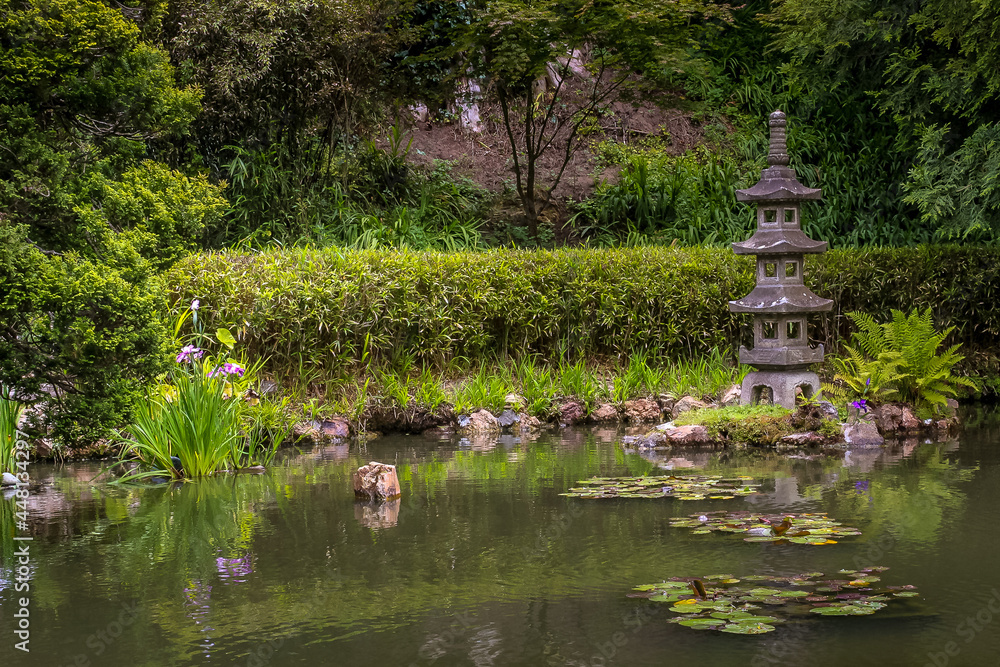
[732, 229, 828, 254]
[735, 165, 822, 202]
[736, 111, 821, 202]
[729, 285, 833, 313]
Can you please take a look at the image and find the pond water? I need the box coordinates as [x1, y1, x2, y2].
[3, 410, 1000, 667]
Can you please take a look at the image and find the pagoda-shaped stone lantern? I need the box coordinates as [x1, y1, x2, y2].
[729, 110, 832, 408]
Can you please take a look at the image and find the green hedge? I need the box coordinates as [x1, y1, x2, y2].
[164, 246, 1000, 376]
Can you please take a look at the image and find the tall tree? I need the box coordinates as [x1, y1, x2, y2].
[154, 0, 411, 170]
[441, 0, 732, 236]
[767, 0, 1000, 239]
[0, 0, 222, 445]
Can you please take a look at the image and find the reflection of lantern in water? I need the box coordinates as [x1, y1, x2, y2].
[183, 579, 215, 656]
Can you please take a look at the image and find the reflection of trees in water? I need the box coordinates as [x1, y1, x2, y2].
[9, 427, 986, 662]
[183, 579, 215, 657]
[0, 494, 14, 587]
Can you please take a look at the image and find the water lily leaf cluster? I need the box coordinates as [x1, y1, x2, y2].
[560, 475, 761, 500]
[669, 510, 862, 544]
[629, 567, 917, 635]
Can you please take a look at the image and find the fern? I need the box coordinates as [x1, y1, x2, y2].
[835, 308, 973, 417]
[845, 311, 889, 359]
[830, 343, 903, 402]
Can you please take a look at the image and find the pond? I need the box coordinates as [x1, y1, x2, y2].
[3, 409, 1000, 666]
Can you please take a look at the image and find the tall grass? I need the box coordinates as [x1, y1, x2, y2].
[513, 356, 557, 415]
[452, 362, 515, 414]
[222, 136, 488, 251]
[120, 362, 243, 480]
[573, 145, 757, 247]
[1, 388, 26, 474]
[346, 349, 748, 425]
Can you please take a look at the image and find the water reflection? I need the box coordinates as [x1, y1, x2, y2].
[182, 579, 215, 656]
[354, 499, 401, 530]
[1, 415, 997, 666]
[216, 554, 254, 584]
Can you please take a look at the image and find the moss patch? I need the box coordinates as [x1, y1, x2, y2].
[674, 405, 796, 445]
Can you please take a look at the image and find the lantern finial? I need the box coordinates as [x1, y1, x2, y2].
[768, 110, 789, 167]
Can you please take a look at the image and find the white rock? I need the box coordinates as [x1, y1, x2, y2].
[1, 472, 18, 486]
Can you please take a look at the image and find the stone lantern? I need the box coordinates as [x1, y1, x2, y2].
[729, 110, 832, 408]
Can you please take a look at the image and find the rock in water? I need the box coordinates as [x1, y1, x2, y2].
[558, 400, 586, 425]
[1, 472, 18, 487]
[623, 399, 662, 423]
[591, 403, 619, 423]
[353, 462, 401, 500]
[843, 422, 884, 448]
[497, 410, 520, 428]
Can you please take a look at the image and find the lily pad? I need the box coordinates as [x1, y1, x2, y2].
[670, 511, 861, 544]
[810, 605, 876, 616]
[678, 618, 726, 629]
[632, 566, 918, 636]
[720, 622, 776, 634]
[561, 475, 763, 500]
[776, 590, 810, 598]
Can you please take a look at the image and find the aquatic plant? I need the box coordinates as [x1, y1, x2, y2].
[631, 567, 918, 635]
[117, 300, 285, 480]
[121, 357, 244, 479]
[1, 387, 26, 474]
[669, 511, 862, 545]
[560, 475, 761, 500]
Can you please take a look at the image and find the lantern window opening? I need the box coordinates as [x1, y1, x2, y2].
[762, 321, 778, 339]
[786, 320, 801, 340]
[783, 207, 797, 225]
[763, 208, 778, 225]
[784, 260, 798, 279]
[764, 262, 777, 278]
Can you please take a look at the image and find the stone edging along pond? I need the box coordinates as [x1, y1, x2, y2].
[16, 389, 960, 464]
[293, 389, 961, 451]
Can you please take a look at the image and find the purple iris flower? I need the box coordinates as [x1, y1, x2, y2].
[176, 345, 204, 363]
[209, 362, 245, 378]
[851, 398, 868, 413]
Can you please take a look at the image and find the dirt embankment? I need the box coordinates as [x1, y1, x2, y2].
[400, 96, 709, 208]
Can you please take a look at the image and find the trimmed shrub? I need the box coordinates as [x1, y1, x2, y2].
[164, 246, 1000, 382]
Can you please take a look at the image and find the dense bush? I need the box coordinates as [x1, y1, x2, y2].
[0, 0, 215, 446]
[165, 246, 1000, 383]
[0, 225, 169, 446]
[166, 246, 753, 372]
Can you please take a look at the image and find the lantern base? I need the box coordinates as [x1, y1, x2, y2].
[740, 370, 821, 410]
